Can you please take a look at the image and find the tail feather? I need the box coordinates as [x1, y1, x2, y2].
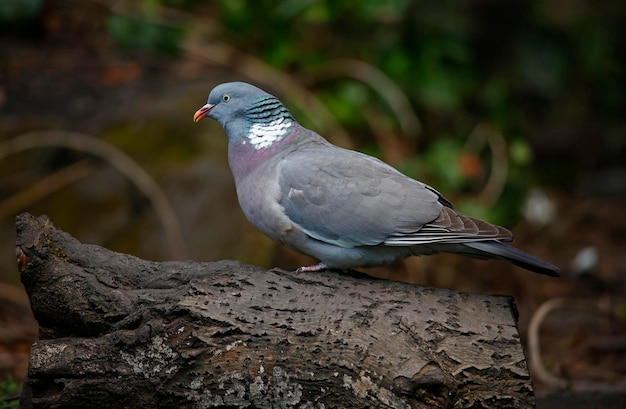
[463, 241, 559, 277]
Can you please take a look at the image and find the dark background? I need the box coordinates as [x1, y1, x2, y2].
[1, 0, 625, 405]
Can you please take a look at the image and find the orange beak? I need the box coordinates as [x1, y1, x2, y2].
[193, 103, 215, 122]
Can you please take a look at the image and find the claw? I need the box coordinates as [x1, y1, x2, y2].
[295, 262, 329, 273]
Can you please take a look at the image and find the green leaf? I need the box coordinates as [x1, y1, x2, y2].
[509, 139, 533, 166]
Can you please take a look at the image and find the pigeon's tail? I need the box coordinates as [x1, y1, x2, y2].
[462, 241, 559, 277]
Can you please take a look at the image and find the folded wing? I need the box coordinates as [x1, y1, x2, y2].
[278, 138, 511, 248]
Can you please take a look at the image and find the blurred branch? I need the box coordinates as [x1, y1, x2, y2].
[0, 159, 97, 220]
[528, 296, 626, 391]
[306, 58, 422, 145]
[463, 123, 508, 207]
[361, 105, 409, 165]
[0, 131, 187, 259]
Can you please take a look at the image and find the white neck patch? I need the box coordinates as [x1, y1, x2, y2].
[246, 117, 293, 150]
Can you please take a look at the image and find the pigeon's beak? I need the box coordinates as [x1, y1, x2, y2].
[193, 103, 215, 122]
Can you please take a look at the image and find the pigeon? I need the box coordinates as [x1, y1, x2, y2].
[194, 82, 559, 277]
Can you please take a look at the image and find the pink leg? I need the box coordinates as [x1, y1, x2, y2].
[296, 262, 329, 273]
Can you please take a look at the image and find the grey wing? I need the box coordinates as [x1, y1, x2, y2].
[277, 143, 445, 248]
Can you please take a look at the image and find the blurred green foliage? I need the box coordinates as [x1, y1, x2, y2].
[112, 1, 623, 223]
[0, 0, 41, 22]
[0, 376, 19, 409]
[107, 13, 184, 54]
[4, 0, 626, 225]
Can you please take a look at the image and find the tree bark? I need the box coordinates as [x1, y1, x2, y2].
[16, 213, 535, 408]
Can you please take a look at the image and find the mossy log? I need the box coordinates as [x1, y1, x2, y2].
[15, 213, 535, 408]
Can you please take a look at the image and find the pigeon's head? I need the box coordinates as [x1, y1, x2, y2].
[194, 82, 295, 147]
[194, 82, 260, 124]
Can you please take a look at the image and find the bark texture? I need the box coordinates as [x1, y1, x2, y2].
[16, 213, 535, 408]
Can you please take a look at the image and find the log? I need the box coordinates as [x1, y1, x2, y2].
[15, 213, 535, 408]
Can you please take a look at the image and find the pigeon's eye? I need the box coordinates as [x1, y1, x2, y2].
[222, 94, 231, 102]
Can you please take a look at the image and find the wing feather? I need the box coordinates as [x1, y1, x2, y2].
[278, 134, 512, 249]
[278, 138, 441, 247]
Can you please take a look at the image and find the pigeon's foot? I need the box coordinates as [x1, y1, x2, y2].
[296, 262, 329, 273]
